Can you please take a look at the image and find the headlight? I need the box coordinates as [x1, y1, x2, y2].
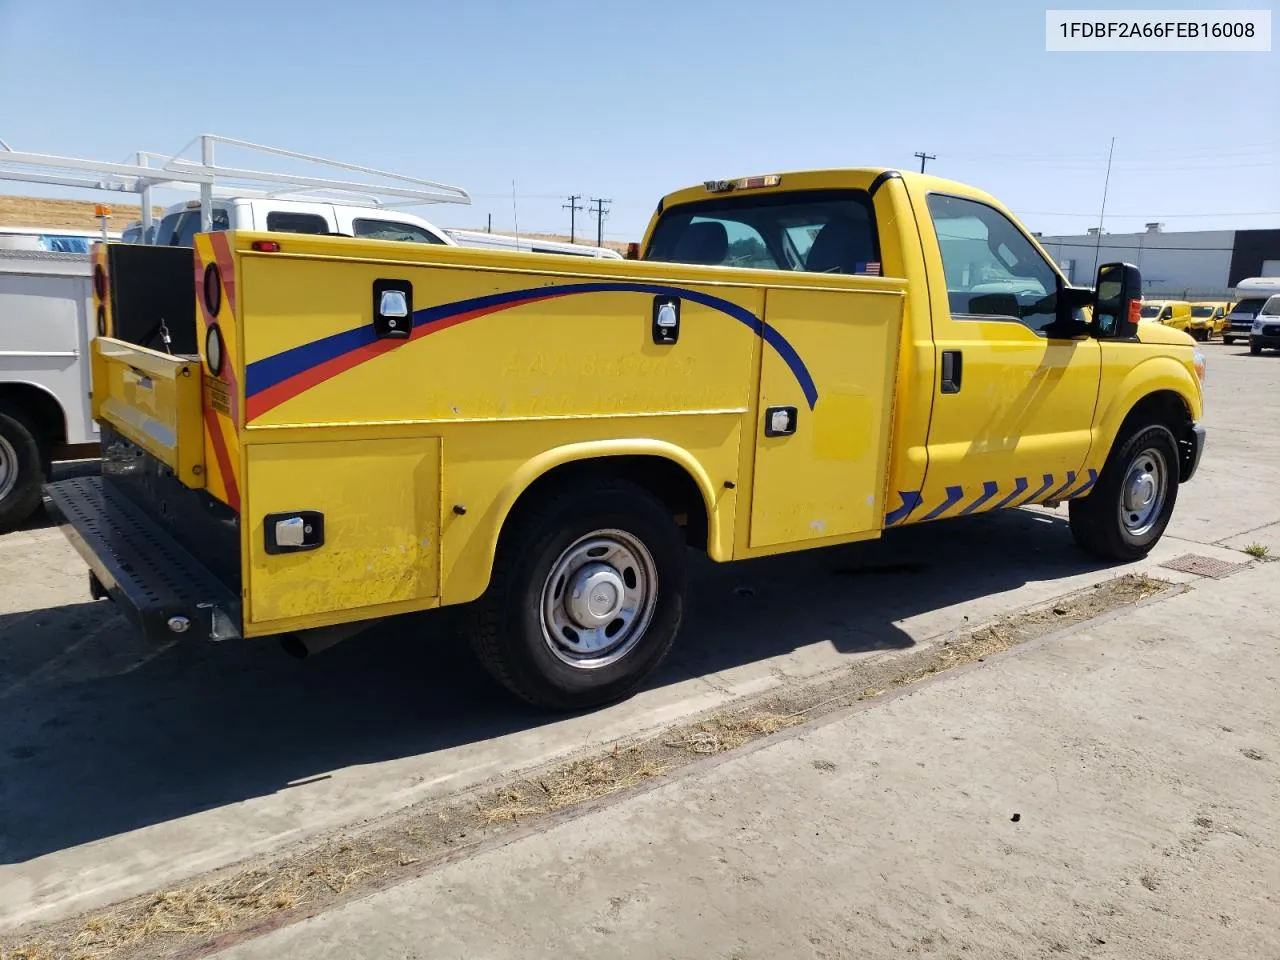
[1193, 347, 1206, 386]
[1253, 320, 1264, 334]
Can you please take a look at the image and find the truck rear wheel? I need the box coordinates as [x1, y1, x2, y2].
[470, 477, 687, 710]
[1069, 423, 1179, 562]
[0, 407, 45, 533]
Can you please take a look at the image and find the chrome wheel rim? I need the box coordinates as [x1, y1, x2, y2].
[1119, 446, 1168, 538]
[540, 529, 658, 669]
[0, 435, 17, 502]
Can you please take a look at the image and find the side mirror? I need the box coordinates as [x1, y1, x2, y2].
[1092, 262, 1142, 338]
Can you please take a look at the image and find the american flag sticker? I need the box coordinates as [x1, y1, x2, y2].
[857, 261, 881, 276]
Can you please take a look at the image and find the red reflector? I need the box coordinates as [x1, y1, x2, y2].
[1128, 300, 1143, 325]
[252, 240, 281, 252]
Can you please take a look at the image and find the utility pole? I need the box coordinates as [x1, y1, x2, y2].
[590, 197, 611, 247]
[486, 213, 491, 234]
[563, 194, 583, 243]
[914, 151, 936, 173]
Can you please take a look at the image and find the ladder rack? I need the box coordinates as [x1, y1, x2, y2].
[0, 134, 471, 235]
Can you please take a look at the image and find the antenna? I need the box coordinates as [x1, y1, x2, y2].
[1092, 136, 1116, 276]
[511, 180, 520, 248]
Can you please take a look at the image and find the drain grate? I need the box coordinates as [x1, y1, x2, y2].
[1159, 553, 1251, 580]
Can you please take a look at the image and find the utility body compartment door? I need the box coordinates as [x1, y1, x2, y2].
[245, 437, 441, 629]
[749, 285, 904, 548]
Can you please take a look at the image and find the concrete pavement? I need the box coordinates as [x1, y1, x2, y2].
[217, 557, 1280, 960]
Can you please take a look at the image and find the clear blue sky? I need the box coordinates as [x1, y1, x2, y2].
[1, 0, 1276, 241]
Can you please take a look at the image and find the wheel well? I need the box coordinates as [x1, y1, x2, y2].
[505, 456, 711, 551]
[1121, 390, 1195, 481]
[0, 383, 66, 451]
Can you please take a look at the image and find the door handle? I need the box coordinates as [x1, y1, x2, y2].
[940, 350, 962, 394]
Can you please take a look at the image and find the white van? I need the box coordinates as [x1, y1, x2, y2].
[1224, 277, 1280, 345]
[1249, 294, 1280, 354]
[151, 198, 456, 247]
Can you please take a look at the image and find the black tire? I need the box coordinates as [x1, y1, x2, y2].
[1069, 423, 1179, 562]
[0, 406, 45, 533]
[1250, 341, 1262, 355]
[469, 477, 688, 711]
[1223, 336, 1235, 345]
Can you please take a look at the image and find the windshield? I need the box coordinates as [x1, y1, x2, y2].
[1261, 298, 1280, 317]
[645, 189, 880, 275]
[1191, 305, 1214, 317]
[1231, 298, 1267, 316]
[1139, 304, 1162, 318]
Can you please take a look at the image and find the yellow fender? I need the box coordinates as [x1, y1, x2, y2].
[1090, 356, 1203, 472]
[452, 438, 725, 605]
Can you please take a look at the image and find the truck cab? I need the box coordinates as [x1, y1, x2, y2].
[45, 167, 1206, 712]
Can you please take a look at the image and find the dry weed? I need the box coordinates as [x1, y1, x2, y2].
[666, 711, 803, 755]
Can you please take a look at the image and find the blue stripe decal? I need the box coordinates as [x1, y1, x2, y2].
[1044, 471, 1077, 502]
[990, 476, 1029, 511]
[1018, 473, 1056, 506]
[1066, 469, 1099, 498]
[244, 281, 819, 410]
[884, 491, 922, 526]
[959, 480, 1000, 516]
[921, 485, 964, 521]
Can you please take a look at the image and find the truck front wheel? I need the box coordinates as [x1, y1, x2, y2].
[1069, 423, 1179, 562]
[470, 478, 687, 710]
[0, 407, 45, 533]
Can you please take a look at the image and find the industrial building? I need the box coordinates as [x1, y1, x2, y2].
[1034, 225, 1280, 300]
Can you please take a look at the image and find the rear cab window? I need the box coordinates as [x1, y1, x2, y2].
[644, 189, 881, 276]
[265, 212, 330, 235]
[156, 208, 231, 246]
[352, 218, 447, 244]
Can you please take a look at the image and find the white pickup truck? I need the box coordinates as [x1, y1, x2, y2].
[0, 242, 99, 528]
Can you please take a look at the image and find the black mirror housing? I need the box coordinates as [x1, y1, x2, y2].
[1092, 262, 1142, 338]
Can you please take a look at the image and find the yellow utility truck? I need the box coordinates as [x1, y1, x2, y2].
[46, 169, 1207, 709]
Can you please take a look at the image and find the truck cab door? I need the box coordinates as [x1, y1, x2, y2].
[906, 192, 1101, 524]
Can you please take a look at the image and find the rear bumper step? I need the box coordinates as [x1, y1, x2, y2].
[43, 476, 242, 643]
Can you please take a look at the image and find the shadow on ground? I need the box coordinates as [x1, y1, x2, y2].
[0, 504, 1113, 863]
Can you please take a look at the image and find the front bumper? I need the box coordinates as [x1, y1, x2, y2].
[44, 476, 242, 643]
[1180, 422, 1206, 483]
[1250, 334, 1280, 349]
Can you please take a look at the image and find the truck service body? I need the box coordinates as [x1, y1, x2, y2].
[45, 168, 1207, 709]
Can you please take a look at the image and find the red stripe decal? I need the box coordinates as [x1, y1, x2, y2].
[246, 294, 558, 420]
[204, 407, 240, 511]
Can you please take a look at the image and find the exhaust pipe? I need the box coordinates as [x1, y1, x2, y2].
[280, 621, 376, 660]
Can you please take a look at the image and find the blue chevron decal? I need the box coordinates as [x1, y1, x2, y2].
[991, 476, 1029, 510]
[885, 491, 923, 526]
[922, 485, 965, 521]
[1044, 471, 1077, 501]
[959, 480, 1000, 515]
[1066, 469, 1099, 498]
[1018, 473, 1056, 506]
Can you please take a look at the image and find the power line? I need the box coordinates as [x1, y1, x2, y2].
[589, 197, 611, 247]
[914, 151, 936, 173]
[562, 194, 583, 243]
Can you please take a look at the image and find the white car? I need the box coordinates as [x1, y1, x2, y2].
[151, 198, 456, 247]
[1248, 294, 1280, 355]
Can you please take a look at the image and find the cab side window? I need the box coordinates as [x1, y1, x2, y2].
[1160, 307, 1172, 321]
[266, 212, 330, 235]
[925, 194, 1061, 333]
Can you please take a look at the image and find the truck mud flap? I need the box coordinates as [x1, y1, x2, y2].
[43, 476, 242, 643]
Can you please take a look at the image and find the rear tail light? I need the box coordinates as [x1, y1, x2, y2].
[203, 263, 222, 316]
[93, 264, 106, 300]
